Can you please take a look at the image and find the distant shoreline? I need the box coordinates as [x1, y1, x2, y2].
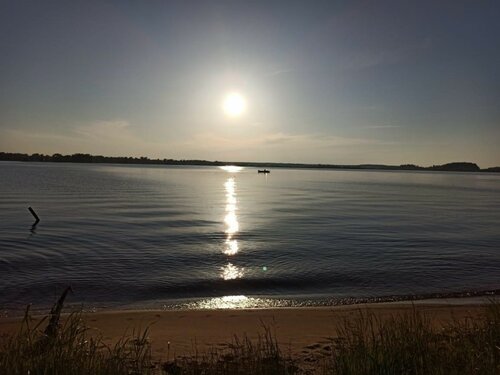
[1, 152, 499, 172]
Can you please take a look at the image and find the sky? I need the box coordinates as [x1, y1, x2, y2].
[1, 0, 499, 167]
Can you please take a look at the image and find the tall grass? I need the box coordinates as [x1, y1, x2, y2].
[0, 302, 498, 374]
[0, 305, 155, 374]
[169, 324, 298, 375]
[323, 302, 500, 375]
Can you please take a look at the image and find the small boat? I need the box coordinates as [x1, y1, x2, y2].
[258, 169, 270, 174]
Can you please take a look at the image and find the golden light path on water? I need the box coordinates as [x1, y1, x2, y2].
[163, 295, 296, 310]
[223, 178, 238, 255]
[220, 166, 244, 281]
[185, 295, 287, 309]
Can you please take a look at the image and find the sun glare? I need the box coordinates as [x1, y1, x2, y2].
[223, 93, 246, 117]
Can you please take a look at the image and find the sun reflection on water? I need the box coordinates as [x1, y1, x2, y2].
[220, 165, 243, 173]
[220, 167, 244, 279]
[224, 211, 239, 234]
[225, 239, 239, 256]
[223, 177, 240, 255]
[220, 262, 244, 280]
[181, 295, 294, 309]
[187, 295, 280, 309]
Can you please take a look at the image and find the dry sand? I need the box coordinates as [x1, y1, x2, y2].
[0, 301, 489, 362]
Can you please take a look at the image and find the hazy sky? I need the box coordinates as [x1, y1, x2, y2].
[1, 0, 499, 166]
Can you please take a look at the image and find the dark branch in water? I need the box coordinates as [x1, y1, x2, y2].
[28, 206, 40, 223]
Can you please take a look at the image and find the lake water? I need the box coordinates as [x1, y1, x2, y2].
[0, 162, 499, 312]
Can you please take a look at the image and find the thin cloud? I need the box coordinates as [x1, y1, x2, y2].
[344, 38, 432, 71]
[265, 68, 297, 77]
[1, 124, 395, 164]
[186, 131, 384, 151]
[0, 120, 168, 157]
[74, 120, 131, 140]
[362, 124, 403, 129]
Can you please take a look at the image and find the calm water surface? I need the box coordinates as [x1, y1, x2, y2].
[0, 162, 499, 312]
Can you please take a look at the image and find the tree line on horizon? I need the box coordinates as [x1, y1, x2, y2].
[1, 152, 499, 172]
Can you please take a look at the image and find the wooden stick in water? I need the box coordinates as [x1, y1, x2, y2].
[28, 206, 40, 223]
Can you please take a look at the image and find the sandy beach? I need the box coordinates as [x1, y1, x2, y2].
[0, 301, 490, 363]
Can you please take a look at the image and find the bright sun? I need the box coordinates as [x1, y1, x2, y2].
[223, 93, 246, 117]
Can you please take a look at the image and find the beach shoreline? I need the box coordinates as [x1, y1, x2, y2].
[2, 288, 498, 317]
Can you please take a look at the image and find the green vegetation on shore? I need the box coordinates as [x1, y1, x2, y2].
[1, 152, 499, 172]
[1, 301, 499, 374]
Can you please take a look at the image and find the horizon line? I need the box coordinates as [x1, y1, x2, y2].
[1, 151, 499, 171]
